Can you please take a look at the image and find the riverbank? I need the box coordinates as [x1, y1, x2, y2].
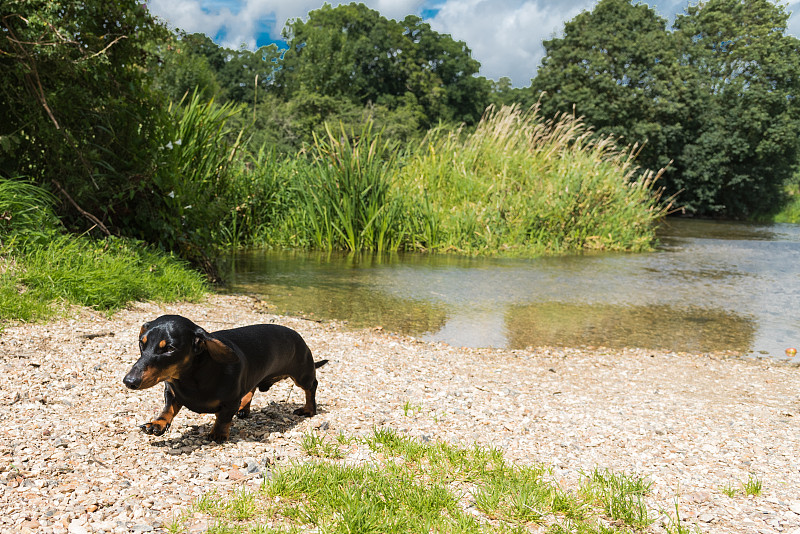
[0, 294, 798, 533]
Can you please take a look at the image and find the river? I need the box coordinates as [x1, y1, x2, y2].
[220, 219, 800, 359]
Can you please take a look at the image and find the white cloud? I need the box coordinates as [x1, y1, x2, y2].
[787, 2, 800, 36]
[428, 0, 590, 86]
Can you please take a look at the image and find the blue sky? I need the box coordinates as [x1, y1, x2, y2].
[145, 0, 800, 87]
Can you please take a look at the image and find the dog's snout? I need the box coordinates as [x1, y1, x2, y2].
[123, 372, 141, 390]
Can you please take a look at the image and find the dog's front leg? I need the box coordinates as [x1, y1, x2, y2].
[141, 384, 182, 436]
[208, 405, 239, 442]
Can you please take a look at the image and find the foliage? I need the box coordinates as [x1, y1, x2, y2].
[125, 92, 244, 275]
[533, 0, 684, 180]
[670, 0, 800, 216]
[532, 0, 800, 218]
[218, 107, 668, 255]
[147, 31, 284, 106]
[0, 0, 169, 232]
[146, 32, 223, 103]
[171, 428, 661, 533]
[296, 121, 405, 252]
[0, 179, 206, 322]
[399, 105, 669, 255]
[276, 3, 489, 130]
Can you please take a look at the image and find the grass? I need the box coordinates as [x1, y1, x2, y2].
[742, 475, 762, 497]
[398, 105, 670, 255]
[0, 178, 208, 323]
[220, 105, 670, 257]
[580, 468, 653, 529]
[660, 500, 700, 534]
[167, 428, 668, 534]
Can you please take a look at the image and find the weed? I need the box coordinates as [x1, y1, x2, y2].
[742, 475, 763, 496]
[580, 468, 653, 529]
[402, 400, 423, 416]
[661, 499, 701, 534]
[301, 430, 344, 459]
[225, 486, 258, 521]
[721, 483, 738, 497]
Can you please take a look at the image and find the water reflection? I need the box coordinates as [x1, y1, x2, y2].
[220, 219, 800, 358]
[504, 303, 754, 353]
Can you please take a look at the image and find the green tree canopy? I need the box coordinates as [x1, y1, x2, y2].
[0, 0, 169, 230]
[671, 0, 800, 215]
[275, 3, 489, 129]
[532, 0, 685, 182]
[531, 0, 800, 217]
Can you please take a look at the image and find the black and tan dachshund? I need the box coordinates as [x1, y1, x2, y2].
[123, 315, 327, 442]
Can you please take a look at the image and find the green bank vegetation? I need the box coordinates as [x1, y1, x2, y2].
[2, 0, 799, 318]
[165, 428, 700, 534]
[224, 105, 669, 255]
[0, 179, 206, 323]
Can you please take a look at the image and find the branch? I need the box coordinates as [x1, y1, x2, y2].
[51, 180, 111, 236]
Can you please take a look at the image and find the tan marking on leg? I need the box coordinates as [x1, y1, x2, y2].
[238, 390, 254, 412]
[237, 389, 255, 418]
[293, 389, 317, 417]
[142, 401, 181, 435]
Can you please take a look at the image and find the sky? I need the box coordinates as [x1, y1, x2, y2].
[145, 0, 800, 87]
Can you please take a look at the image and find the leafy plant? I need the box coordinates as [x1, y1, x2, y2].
[297, 121, 404, 252]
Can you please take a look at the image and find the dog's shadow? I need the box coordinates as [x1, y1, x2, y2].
[149, 402, 322, 453]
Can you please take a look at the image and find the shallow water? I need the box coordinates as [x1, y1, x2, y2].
[220, 219, 800, 359]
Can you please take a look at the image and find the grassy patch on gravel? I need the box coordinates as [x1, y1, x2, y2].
[172, 428, 673, 533]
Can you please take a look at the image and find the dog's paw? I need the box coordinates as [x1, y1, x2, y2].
[236, 407, 251, 419]
[293, 406, 316, 417]
[206, 430, 229, 443]
[140, 420, 170, 435]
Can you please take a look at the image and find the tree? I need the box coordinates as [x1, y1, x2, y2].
[147, 32, 222, 103]
[532, 0, 683, 177]
[671, 0, 800, 216]
[0, 0, 169, 232]
[275, 3, 489, 130]
[532, 0, 800, 217]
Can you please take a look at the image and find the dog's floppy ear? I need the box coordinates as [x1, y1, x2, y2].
[193, 327, 238, 364]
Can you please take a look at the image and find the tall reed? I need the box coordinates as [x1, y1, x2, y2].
[400, 104, 669, 255]
[295, 122, 405, 252]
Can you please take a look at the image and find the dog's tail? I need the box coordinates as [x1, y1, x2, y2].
[315, 359, 329, 369]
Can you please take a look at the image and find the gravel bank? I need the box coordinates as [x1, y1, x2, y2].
[1, 294, 798, 533]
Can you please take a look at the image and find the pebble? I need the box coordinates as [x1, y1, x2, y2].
[0, 294, 798, 534]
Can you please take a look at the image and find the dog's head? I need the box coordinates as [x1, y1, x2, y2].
[122, 315, 237, 390]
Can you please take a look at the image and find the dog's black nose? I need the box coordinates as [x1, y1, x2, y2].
[123, 373, 141, 389]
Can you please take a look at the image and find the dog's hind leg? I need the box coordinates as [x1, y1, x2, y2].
[292, 376, 319, 417]
[237, 388, 256, 419]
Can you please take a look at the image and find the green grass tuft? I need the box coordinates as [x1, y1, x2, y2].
[742, 475, 762, 497]
[182, 429, 669, 533]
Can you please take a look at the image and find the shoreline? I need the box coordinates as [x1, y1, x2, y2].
[0, 294, 798, 533]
